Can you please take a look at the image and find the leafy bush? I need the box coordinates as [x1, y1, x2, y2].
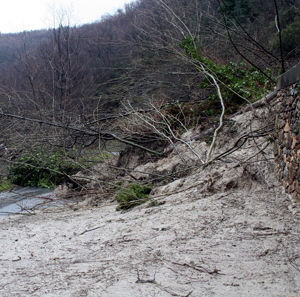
[8, 149, 81, 188]
[116, 183, 152, 210]
[199, 61, 272, 102]
[179, 36, 273, 113]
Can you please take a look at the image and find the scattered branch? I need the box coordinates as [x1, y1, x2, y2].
[77, 225, 105, 236]
[0, 110, 163, 156]
[170, 261, 224, 275]
[125, 101, 204, 164]
[136, 269, 193, 297]
[209, 124, 274, 164]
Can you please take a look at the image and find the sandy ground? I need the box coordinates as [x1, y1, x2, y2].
[1, 107, 300, 296]
[0, 168, 300, 296]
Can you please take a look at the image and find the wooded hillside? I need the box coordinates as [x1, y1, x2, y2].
[0, 0, 299, 188]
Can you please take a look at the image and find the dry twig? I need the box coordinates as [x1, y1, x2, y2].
[136, 269, 193, 297]
[170, 261, 224, 275]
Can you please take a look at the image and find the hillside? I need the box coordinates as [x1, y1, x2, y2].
[0, 98, 299, 296]
[1, 0, 300, 178]
[1, 2, 300, 294]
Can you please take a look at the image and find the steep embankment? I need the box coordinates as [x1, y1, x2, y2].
[0, 105, 300, 297]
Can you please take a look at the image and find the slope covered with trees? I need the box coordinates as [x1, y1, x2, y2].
[0, 0, 299, 189]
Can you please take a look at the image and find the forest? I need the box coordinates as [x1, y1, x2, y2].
[0, 0, 299, 190]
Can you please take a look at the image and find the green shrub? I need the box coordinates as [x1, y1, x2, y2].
[8, 149, 81, 188]
[199, 61, 272, 104]
[179, 36, 274, 113]
[116, 183, 152, 210]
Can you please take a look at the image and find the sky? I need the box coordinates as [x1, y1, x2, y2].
[0, 0, 136, 34]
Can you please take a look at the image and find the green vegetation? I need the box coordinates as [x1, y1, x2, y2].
[1, 0, 299, 203]
[8, 149, 82, 188]
[0, 179, 13, 192]
[116, 183, 153, 210]
[179, 36, 273, 113]
[270, 7, 300, 57]
[218, 0, 260, 24]
[200, 61, 272, 101]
